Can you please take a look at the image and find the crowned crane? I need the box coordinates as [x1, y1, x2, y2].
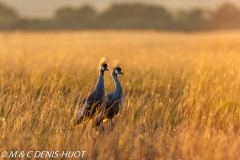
[74, 57, 109, 125]
[94, 60, 124, 128]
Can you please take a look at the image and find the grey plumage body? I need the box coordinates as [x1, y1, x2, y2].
[74, 65, 108, 125]
[95, 69, 123, 126]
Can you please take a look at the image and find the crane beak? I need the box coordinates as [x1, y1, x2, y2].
[118, 71, 124, 74]
[105, 68, 109, 71]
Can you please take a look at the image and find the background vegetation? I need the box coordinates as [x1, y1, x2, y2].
[0, 31, 240, 159]
[0, 2, 240, 31]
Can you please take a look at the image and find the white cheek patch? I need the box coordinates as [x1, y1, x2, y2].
[114, 69, 118, 74]
[101, 66, 105, 71]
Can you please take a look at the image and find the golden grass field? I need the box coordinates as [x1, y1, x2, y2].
[0, 30, 240, 160]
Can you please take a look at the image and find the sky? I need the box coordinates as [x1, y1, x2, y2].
[1, 0, 240, 18]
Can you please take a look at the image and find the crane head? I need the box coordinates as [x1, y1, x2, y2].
[114, 67, 124, 75]
[101, 63, 109, 71]
[112, 59, 123, 75]
[100, 57, 109, 71]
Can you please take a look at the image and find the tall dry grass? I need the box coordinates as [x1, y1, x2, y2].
[0, 31, 240, 159]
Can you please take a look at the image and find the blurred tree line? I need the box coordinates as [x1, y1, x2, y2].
[1, 2, 240, 31]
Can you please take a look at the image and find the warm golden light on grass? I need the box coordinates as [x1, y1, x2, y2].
[0, 31, 240, 159]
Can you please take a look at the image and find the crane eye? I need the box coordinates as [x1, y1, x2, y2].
[101, 66, 105, 71]
[114, 69, 118, 74]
